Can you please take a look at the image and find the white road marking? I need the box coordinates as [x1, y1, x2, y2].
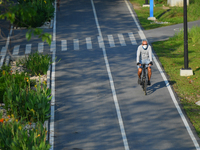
[5, 56, 10, 66]
[91, 0, 130, 150]
[86, 37, 92, 49]
[38, 42, 44, 53]
[50, 41, 56, 52]
[108, 35, 115, 47]
[61, 40, 67, 51]
[128, 32, 137, 45]
[49, 0, 57, 149]
[73, 39, 79, 50]
[118, 34, 126, 46]
[25, 44, 32, 54]
[138, 30, 146, 41]
[98, 36, 105, 48]
[0, 25, 13, 68]
[0, 47, 6, 56]
[0, 56, 5, 68]
[124, 0, 200, 149]
[12, 45, 20, 55]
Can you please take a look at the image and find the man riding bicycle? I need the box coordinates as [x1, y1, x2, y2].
[136, 40, 153, 85]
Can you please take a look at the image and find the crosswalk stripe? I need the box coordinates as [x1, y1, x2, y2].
[86, 37, 92, 49]
[73, 39, 79, 50]
[50, 41, 56, 52]
[108, 35, 115, 47]
[5, 56, 10, 66]
[128, 32, 137, 45]
[61, 40, 67, 51]
[98, 36, 105, 48]
[13, 45, 20, 55]
[0, 47, 6, 56]
[118, 34, 126, 46]
[25, 44, 32, 54]
[38, 42, 44, 53]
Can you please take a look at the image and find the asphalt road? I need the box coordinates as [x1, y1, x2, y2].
[54, 0, 200, 150]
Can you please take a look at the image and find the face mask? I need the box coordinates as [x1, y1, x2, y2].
[142, 45, 148, 49]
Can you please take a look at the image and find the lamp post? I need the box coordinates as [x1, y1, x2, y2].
[143, 0, 149, 7]
[180, 0, 193, 76]
[183, 0, 188, 69]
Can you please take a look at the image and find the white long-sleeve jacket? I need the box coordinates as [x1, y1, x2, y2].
[136, 45, 152, 64]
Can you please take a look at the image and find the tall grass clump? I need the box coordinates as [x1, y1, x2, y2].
[17, 52, 51, 76]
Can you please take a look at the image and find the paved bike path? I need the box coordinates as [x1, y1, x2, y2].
[53, 0, 200, 149]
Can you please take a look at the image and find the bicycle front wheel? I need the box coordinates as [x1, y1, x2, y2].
[144, 79, 147, 95]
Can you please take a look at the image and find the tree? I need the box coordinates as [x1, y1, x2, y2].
[0, 0, 53, 59]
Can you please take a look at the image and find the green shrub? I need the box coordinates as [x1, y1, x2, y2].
[14, 0, 54, 28]
[0, 118, 50, 150]
[3, 74, 51, 124]
[17, 52, 51, 75]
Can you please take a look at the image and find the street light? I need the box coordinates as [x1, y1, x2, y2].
[183, 0, 188, 69]
[180, 0, 193, 76]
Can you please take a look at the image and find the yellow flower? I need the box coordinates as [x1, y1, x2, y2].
[2, 70, 5, 75]
[5, 119, 9, 122]
[16, 119, 18, 122]
[30, 109, 35, 113]
[43, 81, 46, 85]
[18, 126, 22, 130]
[187, 76, 190, 79]
[11, 114, 14, 118]
[36, 133, 40, 138]
[35, 85, 37, 88]
[44, 0, 46, 3]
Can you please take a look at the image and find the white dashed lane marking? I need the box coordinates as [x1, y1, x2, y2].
[13, 45, 20, 55]
[61, 40, 67, 51]
[38, 42, 44, 53]
[118, 34, 126, 46]
[1, 33, 140, 55]
[86, 37, 92, 49]
[73, 39, 79, 50]
[128, 32, 137, 45]
[108, 35, 115, 47]
[25, 44, 32, 54]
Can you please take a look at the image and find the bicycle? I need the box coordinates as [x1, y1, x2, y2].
[141, 64, 148, 95]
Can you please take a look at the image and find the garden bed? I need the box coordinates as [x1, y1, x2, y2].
[0, 52, 52, 149]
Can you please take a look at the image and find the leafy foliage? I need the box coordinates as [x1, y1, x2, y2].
[0, 119, 50, 149]
[17, 52, 52, 76]
[0, 0, 54, 45]
[3, 71, 51, 124]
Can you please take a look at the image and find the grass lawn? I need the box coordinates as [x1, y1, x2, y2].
[130, 0, 200, 30]
[152, 26, 200, 137]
